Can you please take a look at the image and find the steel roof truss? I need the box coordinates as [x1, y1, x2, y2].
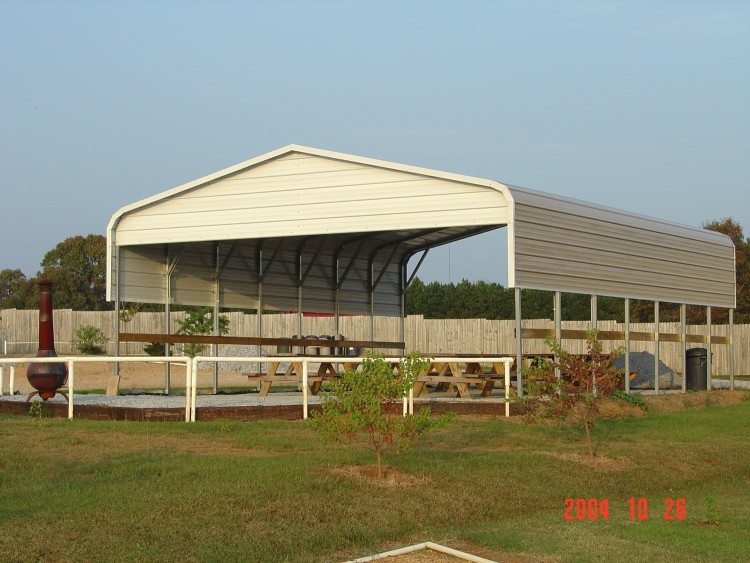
[298, 236, 328, 287]
[167, 243, 187, 276]
[370, 242, 401, 292]
[215, 241, 237, 280]
[258, 237, 286, 282]
[404, 248, 430, 291]
[335, 237, 368, 290]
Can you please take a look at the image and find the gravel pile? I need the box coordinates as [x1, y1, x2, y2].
[197, 344, 269, 373]
[711, 379, 750, 389]
[613, 351, 679, 389]
[0, 390, 323, 408]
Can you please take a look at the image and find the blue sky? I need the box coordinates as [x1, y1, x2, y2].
[2, 0, 748, 285]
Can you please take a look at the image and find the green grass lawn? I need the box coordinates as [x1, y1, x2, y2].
[1, 392, 749, 562]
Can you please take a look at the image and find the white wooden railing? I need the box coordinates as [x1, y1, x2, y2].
[2, 355, 514, 423]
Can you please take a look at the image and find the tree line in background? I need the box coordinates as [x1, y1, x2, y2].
[0, 234, 108, 311]
[1, 218, 748, 323]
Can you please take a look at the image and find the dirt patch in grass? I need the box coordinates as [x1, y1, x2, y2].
[537, 450, 634, 471]
[518, 399, 644, 427]
[597, 397, 647, 419]
[522, 390, 747, 423]
[330, 464, 431, 488]
[378, 548, 464, 562]
[643, 389, 748, 413]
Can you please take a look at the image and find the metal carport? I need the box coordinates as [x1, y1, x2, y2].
[107, 144, 736, 392]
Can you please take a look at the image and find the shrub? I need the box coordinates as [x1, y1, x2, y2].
[613, 389, 648, 411]
[72, 325, 108, 355]
[523, 329, 624, 459]
[144, 342, 168, 356]
[175, 307, 230, 358]
[309, 352, 451, 478]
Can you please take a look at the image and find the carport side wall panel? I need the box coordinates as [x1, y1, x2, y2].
[119, 243, 265, 310]
[251, 246, 298, 313]
[112, 152, 508, 246]
[169, 243, 221, 308]
[511, 196, 736, 308]
[116, 240, 448, 318]
[217, 241, 260, 310]
[118, 246, 167, 304]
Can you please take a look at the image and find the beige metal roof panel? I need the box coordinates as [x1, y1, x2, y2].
[510, 187, 736, 307]
[113, 151, 508, 247]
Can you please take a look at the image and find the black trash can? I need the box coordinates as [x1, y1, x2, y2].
[685, 348, 708, 391]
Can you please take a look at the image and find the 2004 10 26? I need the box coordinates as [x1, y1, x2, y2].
[564, 498, 687, 521]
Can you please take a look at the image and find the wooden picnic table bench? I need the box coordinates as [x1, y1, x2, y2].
[413, 359, 512, 398]
[243, 358, 370, 396]
[413, 354, 561, 398]
[246, 358, 360, 397]
[118, 333, 405, 352]
[245, 356, 518, 399]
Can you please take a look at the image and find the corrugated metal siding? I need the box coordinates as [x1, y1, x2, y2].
[114, 152, 507, 246]
[259, 245, 299, 312]
[300, 250, 335, 314]
[118, 246, 166, 303]
[371, 255, 403, 317]
[510, 187, 736, 308]
[337, 253, 371, 315]
[170, 242, 215, 306]
[217, 240, 260, 310]
[117, 237, 430, 315]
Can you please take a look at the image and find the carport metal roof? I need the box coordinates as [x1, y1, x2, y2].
[106, 144, 736, 314]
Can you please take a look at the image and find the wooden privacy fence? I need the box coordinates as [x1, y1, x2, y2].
[1, 309, 748, 375]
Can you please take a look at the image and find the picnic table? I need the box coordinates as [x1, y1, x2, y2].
[248, 358, 384, 396]
[412, 359, 510, 398]
[247, 356, 516, 399]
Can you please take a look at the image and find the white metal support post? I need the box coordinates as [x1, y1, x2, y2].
[212, 244, 220, 395]
[591, 294, 598, 397]
[334, 257, 340, 339]
[554, 291, 562, 380]
[113, 242, 120, 378]
[729, 308, 735, 390]
[515, 288, 523, 397]
[257, 249, 263, 363]
[212, 300, 219, 395]
[681, 304, 687, 393]
[302, 360, 309, 420]
[297, 251, 303, 339]
[185, 361, 192, 422]
[707, 306, 712, 391]
[113, 259, 120, 378]
[591, 295, 598, 329]
[654, 301, 660, 394]
[165, 252, 172, 395]
[67, 360, 74, 419]
[505, 360, 511, 417]
[624, 298, 630, 394]
[368, 262, 375, 342]
[191, 357, 198, 422]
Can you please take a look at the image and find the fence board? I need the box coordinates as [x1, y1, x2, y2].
[1, 308, 747, 375]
